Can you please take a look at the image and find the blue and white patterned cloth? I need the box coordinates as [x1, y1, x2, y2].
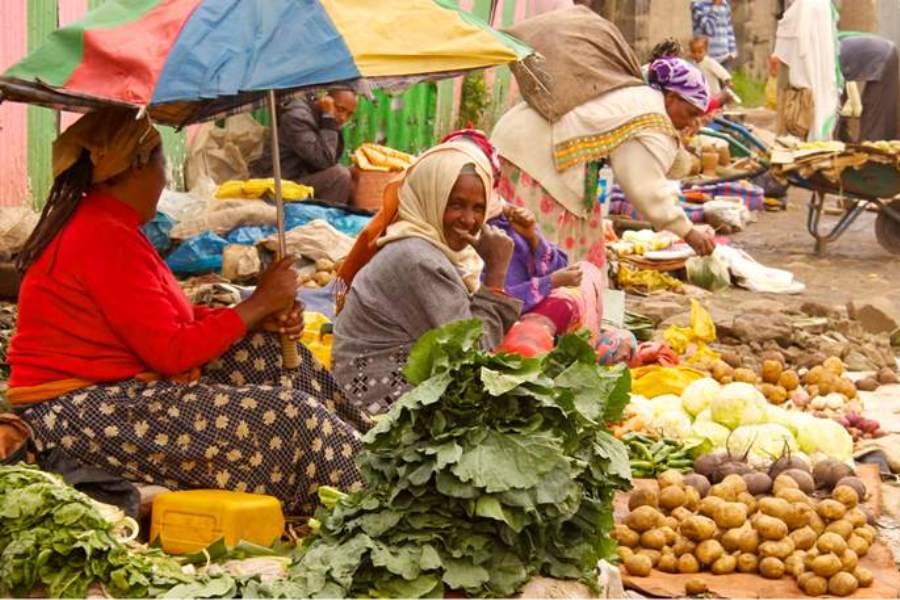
[691, 0, 737, 63]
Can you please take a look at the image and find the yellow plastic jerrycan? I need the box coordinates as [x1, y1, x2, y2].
[149, 490, 284, 554]
[300, 311, 334, 369]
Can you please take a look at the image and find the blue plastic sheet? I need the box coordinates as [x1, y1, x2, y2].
[166, 231, 229, 274]
[142, 212, 174, 253]
[284, 203, 370, 236]
[225, 225, 277, 245]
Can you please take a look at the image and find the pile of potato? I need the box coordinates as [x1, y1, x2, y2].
[615, 469, 878, 597]
[298, 258, 340, 289]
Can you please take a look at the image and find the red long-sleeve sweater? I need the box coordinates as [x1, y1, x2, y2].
[8, 192, 246, 387]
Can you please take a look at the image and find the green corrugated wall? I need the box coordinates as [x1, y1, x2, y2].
[26, 0, 57, 207]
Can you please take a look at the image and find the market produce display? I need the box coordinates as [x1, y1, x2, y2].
[616, 464, 881, 597]
[351, 143, 415, 172]
[621, 432, 700, 479]
[297, 258, 341, 289]
[287, 320, 633, 597]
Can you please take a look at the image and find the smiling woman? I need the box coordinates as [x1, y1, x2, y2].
[332, 142, 520, 415]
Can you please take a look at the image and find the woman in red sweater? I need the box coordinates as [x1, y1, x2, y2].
[7, 109, 369, 513]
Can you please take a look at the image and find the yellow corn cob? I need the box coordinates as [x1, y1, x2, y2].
[363, 143, 414, 165]
[353, 148, 390, 172]
[361, 145, 391, 167]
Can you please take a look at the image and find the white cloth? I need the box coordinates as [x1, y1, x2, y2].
[773, 0, 840, 140]
[492, 88, 692, 236]
[695, 56, 732, 95]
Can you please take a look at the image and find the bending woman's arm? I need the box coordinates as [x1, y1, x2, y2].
[609, 133, 693, 238]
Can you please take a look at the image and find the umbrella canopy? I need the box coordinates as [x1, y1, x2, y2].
[0, 0, 531, 126]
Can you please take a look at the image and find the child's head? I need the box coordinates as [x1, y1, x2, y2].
[689, 36, 709, 63]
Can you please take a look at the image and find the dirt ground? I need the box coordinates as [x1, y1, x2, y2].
[715, 184, 900, 310]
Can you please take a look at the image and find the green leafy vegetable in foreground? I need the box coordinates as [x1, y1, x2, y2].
[0, 464, 192, 598]
[290, 320, 633, 597]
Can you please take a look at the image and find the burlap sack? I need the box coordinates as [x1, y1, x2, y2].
[185, 114, 267, 190]
[505, 6, 644, 123]
[259, 219, 354, 263]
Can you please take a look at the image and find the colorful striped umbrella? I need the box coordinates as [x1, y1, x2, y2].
[0, 0, 531, 126]
[0, 0, 530, 368]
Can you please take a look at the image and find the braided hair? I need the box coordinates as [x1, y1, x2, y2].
[649, 38, 683, 62]
[16, 150, 93, 274]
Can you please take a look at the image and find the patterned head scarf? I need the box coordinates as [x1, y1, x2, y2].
[647, 57, 711, 112]
[52, 109, 162, 183]
[440, 128, 501, 183]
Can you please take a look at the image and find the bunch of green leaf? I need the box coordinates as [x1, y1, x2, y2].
[288, 320, 633, 598]
[0, 464, 192, 598]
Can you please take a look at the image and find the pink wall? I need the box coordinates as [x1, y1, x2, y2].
[0, 2, 29, 206]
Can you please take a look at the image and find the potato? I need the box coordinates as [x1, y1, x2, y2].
[825, 519, 854, 540]
[758, 497, 791, 520]
[623, 553, 653, 577]
[836, 378, 857, 400]
[816, 532, 848, 554]
[613, 524, 640, 548]
[721, 527, 744, 552]
[761, 360, 783, 384]
[734, 368, 759, 384]
[784, 503, 811, 530]
[805, 366, 827, 386]
[754, 514, 789, 541]
[781, 469, 815, 495]
[853, 527, 875, 545]
[804, 547, 820, 570]
[736, 552, 759, 573]
[640, 528, 667, 550]
[711, 554, 737, 575]
[628, 488, 659, 511]
[790, 526, 818, 551]
[769, 385, 788, 405]
[773, 474, 800, 496]
[698, 496, 726, 518]
[808, 512, 826, 535]
[660, 526, 677, 546]
[711, 360, 735, 383]
[721, 473, 748, 494]
[811, 553, 842, 578]
[313, 271, 334, 286]
[626, 505, 662, 532]
[658, 469, 685, 489]
[777, 488, 812, 506]
[737, 527, 760, 553]
[818, 499, 847, 521]
[681, 515, 718, 542]
[759, 539, 795, 560]
[709, 483, 738, 501]
[659, 486, 688, 511]
[847, 534, 870, 557]
[683, 486, 701, 511]
[800, 574, 828, 596]
[637, 548, 662, 566]
[695, 539, 724, 566]
[823, 356, 845, 376]
[778, 370, 800, 391]
[684, 578, 708, 596]
[673, 536, 696, 557]
[618, 546, 634, 561]
[845, 508, 867, 529]
[671, 506, 694, 522]
[853, 566, 874, 588]
[827, 572, 859, 597]
[840, 549, 858, 572]
[314, 258, 335, 272]
[785, 552, 806, 577]
[833, 485, 859, 509]
[677, 553, 700, 574]
[713, 502, 748, 529]
[664, 516, 680, 530]
[759, 557, 785, 579]
[657, 554, 678, 573]
[661, 545, 675, 557]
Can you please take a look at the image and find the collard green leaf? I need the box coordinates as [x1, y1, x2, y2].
[403, 320, 483, 384]
[452, 431, 563, 493]
[479, 358, 542, 396]
[441, 557, 490, 591]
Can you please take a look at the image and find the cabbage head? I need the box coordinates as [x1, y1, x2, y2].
[688, 421, 731, 455]
[765, 405, 800, 436]
[653, 410, 693, 440]
[727, 424, 797, 458]
[796, 417, 854, 461]
[694, 409, 713, 423]
[627, 395, 655, 422]
[651, 394, 684, 419]
[681, 378, 721, 417]
[710, 383, 767, 429]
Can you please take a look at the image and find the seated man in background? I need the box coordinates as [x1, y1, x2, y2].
[250, 88, 358, 205]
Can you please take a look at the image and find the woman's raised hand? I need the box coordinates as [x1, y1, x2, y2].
[471, 224, 514, 289]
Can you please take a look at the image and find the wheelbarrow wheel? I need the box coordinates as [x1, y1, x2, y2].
[875, 199, 900, 255]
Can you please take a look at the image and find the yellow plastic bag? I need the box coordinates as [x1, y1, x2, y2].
[300, 312, 333, 369]
[617, 266, 683, 293]
[630, 365, 706, 398]
[664, 300, 717, 357]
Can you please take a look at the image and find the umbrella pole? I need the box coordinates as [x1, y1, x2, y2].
[267, 89, 301, 370]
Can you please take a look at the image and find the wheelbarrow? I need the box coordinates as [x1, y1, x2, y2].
[785, 160, 900, 255]
[686, 116, 772, 188]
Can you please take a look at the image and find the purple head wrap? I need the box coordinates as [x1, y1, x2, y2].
[648, 57, 710, 112]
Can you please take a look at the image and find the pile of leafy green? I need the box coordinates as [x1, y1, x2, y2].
[0, 464, 193, 598]
[288, 320, 633, 598]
